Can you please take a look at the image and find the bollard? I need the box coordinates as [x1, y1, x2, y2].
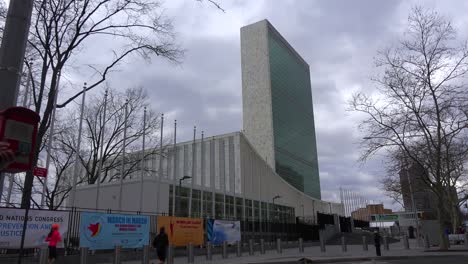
[341, 235, 347, 252]
[298, 238, 304, 253]
[206, 242, 212, 261]
[167, 245, 174, 264]
[236, 241, 242, 257]
[276, 238, 282, 254]
[403, 235, 410, 250]
[362, 236, 368, 251]
[222, 241, 228, 259]
[39, 246, 48, 264]
[142, 245, 150, 264]
[465, 233, 468, 249]
[260, 239, 265, 254]
[80, 247, 89, 264]
[383, 236, 389, 251]
[249, 239, 254, 256]
[114, 245, 122, 264]
[187, 243, 194, 264]
[424, 235, 430, 250]
[320, 234, 326, 252]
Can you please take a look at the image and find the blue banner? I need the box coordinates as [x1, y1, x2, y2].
[207, 219, 241, 245]
[79, 212, 150, 250]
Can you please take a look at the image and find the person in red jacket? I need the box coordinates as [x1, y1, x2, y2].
[45, 224, 62, 263]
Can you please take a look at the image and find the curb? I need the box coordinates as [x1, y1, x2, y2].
[251, 254, 468, 263]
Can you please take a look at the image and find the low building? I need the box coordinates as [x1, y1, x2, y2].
[351, 204, 393, 222]
[74, 132, 343, 223]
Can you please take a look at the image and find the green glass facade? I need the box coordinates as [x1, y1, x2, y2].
[268, 29, 321, 199]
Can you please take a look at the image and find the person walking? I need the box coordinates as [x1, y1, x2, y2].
[153, 227, 169, 264]
[45, 224, 62, 263]
[374, 230, 381, 257]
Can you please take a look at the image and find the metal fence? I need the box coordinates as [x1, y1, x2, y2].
[0, 206, 360, 254]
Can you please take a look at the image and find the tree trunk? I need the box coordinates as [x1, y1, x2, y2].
[20, 136, 41, 209]
[437, 199, 448, 250]
[451, 205, 461, 233]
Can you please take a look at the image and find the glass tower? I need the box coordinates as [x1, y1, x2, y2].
[241, 20, 321, 199]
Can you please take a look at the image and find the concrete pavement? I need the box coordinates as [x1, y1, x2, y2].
[120, 239, 468, 264]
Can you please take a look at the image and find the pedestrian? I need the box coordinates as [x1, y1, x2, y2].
[153, 227, 169, 264]
[45, 223, 62, 264]
[374, 230, 381, 257]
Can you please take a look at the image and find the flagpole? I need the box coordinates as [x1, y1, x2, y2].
[188, 126, 196, 217]
[41, 70, 61, 208]
[156, 113, 164, 214]
[200, 131, 204, 218]
[6, 174, 13, 206]
[70, 83, 87, 208]
[171, 120, 177, 216]
[95, 89, 109, 210]
[22, 61, 32, 107]
[139, 107, 147, 212]
[118, 99, 129, 211]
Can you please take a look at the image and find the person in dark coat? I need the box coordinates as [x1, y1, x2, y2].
[374, 231, 381, 257]
[153, 227, 169, 264]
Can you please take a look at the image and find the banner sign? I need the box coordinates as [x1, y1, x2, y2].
[157, 216, 204, 247]
[33, 167, 48, 177]
[80, 212, 150, 250]
[207, 219, 241, 245]
[371, 214, 399, 222]
[0, 208, 69, 248]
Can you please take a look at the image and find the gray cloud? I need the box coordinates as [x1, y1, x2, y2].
[65, 0, 468, 211]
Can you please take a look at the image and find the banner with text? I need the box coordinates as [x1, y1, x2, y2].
[157, 216, 204, 247]
[0, 208, 69, 248]
[80, 212, 150, 250]
[207, 219, 241, 245]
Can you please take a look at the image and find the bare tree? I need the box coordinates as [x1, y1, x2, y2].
[0, 0, 224, 209]
[18, 0, 183, 209]
[76, 87, 163, 185]
[351, 7, 468, 250]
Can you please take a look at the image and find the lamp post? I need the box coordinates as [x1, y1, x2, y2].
[178, 176, 192, 216]
[271, 195, 281, 241]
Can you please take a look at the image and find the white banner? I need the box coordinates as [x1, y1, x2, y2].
[212, 220, 241, 245]
[0, 208, 69, 248]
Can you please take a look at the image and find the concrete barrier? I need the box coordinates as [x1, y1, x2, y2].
[299, 238, 304, 253]
[167, 245, 174, 264]
[187, 243, 194, 264]
[114, 246, 122, 264]
[424, 235, 430, 249]
[362, 236, 368, 251]
[320, 234, 326, 252]
[276, 238, 282, 254]
[206, 242, 212, 260]
[260, 239, 265, 254]
[142, 245, 150, 264]
[39, 246, 48, 264]
[341, 235, 347, 252]
[249, 239, 254, 256]
[403, 235, 410, 250]
[222, 241, 228, 259]
[80, 247, 89, 264]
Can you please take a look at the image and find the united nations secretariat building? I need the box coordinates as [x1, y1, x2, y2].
[74, 20, 344, 239]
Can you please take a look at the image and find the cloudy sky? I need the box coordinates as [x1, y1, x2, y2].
[30, 0, 468, 209]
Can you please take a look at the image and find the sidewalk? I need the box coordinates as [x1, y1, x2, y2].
[120, 240, 468, 264]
